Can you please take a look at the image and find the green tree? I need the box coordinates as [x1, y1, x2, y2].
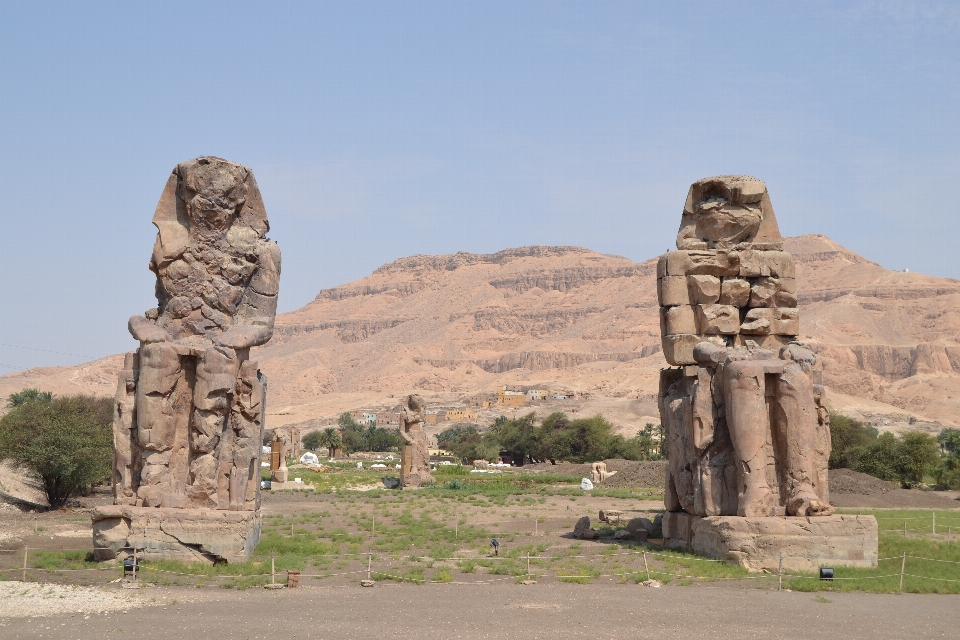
[895, 431, 940, 486]
[848, 432, 901, 483]
[536, 413, 618, 463]
[5, 388, 52, 408]
[495, 413, 540, 464]
[936, 428, 960, 488]
[366, 426, 401, 452]
[0, 394, 112, 509]
[938, 428, 960, 455]
[302, 431, 323, 451]
[436, 424, 479, 449]
[828, 411, 879, 469]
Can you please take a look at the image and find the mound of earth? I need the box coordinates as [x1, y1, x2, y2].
[524, 459, 667, 488]
[828, 468, 960, 509]
[827, 468, 899, 495]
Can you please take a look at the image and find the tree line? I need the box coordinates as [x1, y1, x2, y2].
[302, 412, 401, 455]
[828, 411, 960, 488]
[435, 412, 666, 464]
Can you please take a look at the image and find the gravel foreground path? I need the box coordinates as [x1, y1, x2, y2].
[1, 582, 958, 640]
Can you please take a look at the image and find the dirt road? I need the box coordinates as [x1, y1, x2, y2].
[2, 582, 958, 640]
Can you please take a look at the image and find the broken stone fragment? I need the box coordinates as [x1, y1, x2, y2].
[657, 276, 690, 307]
[657, 251, 693, 278]
[684, 250, 740, 276]
[661, 334, 699, 366]
[740, 308, 774, 334]
[573, 516, 599, 540]
[660, 305, 698, 336]
[696, 304, 741, 335]
[761, 251, 795, 278]
[737, 250, 770, 278]
[772, 308, 799, 335]
[687, 275, 721, 304]
[749, 277, 780, 307]
[719, 278, 751, 306]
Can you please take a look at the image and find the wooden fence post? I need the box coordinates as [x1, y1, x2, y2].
[367, 553, 372, 581]
[778, 553, 783, 592]
[642, 551, 650, 582]
[899, 551, 906, 592]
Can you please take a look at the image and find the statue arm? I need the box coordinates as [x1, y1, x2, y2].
[128, 315, 171, 344]
[218, 240, 280, 349]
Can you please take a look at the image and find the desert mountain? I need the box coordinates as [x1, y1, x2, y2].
[3, 235, 960, 432]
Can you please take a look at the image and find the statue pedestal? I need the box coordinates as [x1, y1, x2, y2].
[662, 512, 878, 572]
[91, 506, 261, 564]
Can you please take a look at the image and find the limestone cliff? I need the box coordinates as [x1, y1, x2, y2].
[3, 235, 959, 428]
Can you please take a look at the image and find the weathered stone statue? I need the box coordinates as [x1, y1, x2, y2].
[93, 157, 279, 563]
[399, 395, 433, 488]
[657, 176, 877, 571]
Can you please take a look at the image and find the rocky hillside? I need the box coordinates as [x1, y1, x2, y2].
[3, 235, 959, 431]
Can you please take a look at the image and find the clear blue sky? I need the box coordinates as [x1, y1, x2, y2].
[1, 1, 958, 372]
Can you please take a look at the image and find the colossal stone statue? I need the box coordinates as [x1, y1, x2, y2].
[93, 157, 279, 563]
[657, 176, 877, 571]
[399, 394, 434, 488]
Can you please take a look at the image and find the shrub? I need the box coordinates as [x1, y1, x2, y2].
[0, 393, 113, 508]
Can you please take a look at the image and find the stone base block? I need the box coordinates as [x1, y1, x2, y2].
[662, 512, 878, 572]
[91, 506, 261, 564]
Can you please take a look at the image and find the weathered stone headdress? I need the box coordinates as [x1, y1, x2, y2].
[150, 156, 270, 269]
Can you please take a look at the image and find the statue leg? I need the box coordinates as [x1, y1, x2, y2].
[135, 342, 185, 507]
[113, 352, 139, 505]
[230, 360, 264, 511]
[774, 363, 834, 516]
[723, 360, 777, 517]
[189, 346, 240, 509]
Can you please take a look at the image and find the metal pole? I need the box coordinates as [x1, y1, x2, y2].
[22, 546, 28, 582]
[534, 518, 537, 536]
[899, 551, 906, 592]
[778, 553, 783, 592]
[271, 551, 276, 586]
[367, 553, 372, 581]
[904, 520, 907, 536]
[527, 555, 531, 581]
[642, 551, 650, 582]
[455, 520, 458, 540]
[933, 512, 936, 535]
[372, 513, 375, 538]
[132, 548, 137, 582]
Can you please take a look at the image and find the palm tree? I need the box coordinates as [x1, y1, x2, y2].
[319, 427, 343, 458]
[6, 388, 53, 407]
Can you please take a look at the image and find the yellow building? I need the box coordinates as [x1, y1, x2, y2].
[442, 408, 477, 422]
[497, 386, 528, 408]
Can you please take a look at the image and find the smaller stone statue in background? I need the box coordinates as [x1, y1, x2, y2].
[399, 394, 434, 488]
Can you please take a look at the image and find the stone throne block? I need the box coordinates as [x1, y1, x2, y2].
[93, 157, 279, 563]
[656, 176, 877, 571]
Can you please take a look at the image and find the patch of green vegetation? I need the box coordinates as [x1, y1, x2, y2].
[556, 561, 602, 584]
[29, 550, 103, 572]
